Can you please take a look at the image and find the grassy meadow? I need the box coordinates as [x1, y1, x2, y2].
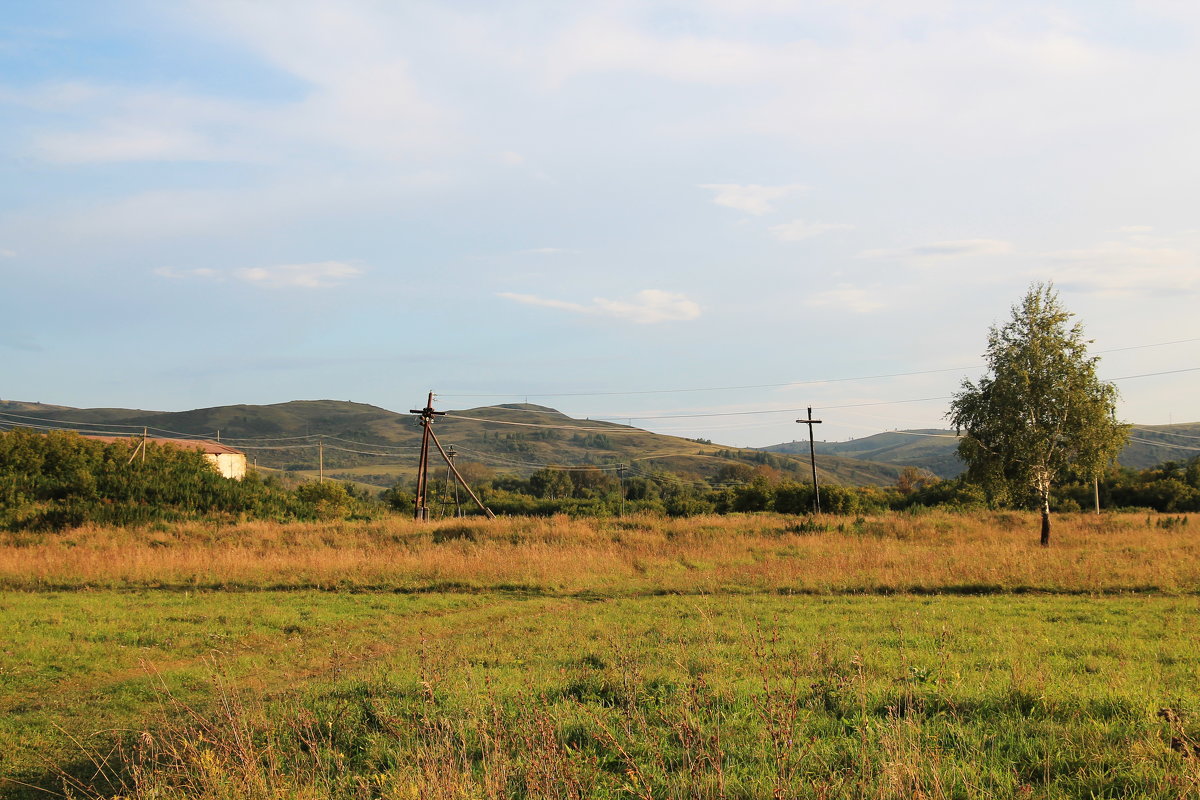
[3, 511, 1200, 798]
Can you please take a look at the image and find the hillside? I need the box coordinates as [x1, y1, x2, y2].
[763, 422, 1200, 478]
[764, 430, 964, 478]
[0, 400, 909, 488]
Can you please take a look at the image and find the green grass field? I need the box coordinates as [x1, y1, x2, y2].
[3, 513, 1200, 798]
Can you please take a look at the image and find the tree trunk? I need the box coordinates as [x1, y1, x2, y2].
[1040, 500, 1051, 547]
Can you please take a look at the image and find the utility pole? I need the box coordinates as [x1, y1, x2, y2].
[796, 407, 823, 514]
[616, 465, 627, 517]
[127, 427, 148, 466]
[409, 392, 495, 520]
[411, 391, 443, 520]
[1094, 476, 1101, 515]
[318, 437, 324, 482]
[447, 446, 462, 517]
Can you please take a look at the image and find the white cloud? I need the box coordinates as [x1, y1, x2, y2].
[700, 183, 804, 215]
[0, 249, 15, 259]
[153, 262, 361, 288]
[234, 261, 363, 289]
[859, 239, 1014, 260]
[804, 284, 885, 314]
[153, 267, 220, 280]
[499, 289, 701, 324]
[770, 219, 853, 242]
[544, 17, 777, 87]
[15, 3, 454, 166]
[500, 151, 525, 165]
[1041, 241, 1200, 295]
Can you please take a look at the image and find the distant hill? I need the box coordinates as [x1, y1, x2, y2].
[763, 422, 1200, 478]
[0, 400, 910, 488]
[1120, 423, 1200, 469]
[764, 430, 964, 478]
[9, 399, 1191, 489]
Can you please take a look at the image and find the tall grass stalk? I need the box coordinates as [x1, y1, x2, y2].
[2, 512, 1197, 595]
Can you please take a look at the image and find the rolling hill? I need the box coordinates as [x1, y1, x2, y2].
[7, 399, 1193, 489]
[762, 422, 1200, 478]
[0, 400, 911, 488]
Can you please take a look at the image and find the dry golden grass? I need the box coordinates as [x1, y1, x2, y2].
[1, 511, 1197, 594]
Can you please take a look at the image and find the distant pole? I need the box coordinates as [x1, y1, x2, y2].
[796, 407, 823, 514]
[141, 427, 147, 464]
[447, 446, 462, 517]
[318, 437, 324, 482]
[1094, 476, 1100, 515]
[617, 465, 627, 517]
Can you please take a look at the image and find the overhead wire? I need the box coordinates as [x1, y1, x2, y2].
[1127, 436, 1200, 452]
[436, 336, 1200, 400]
[3, 356, 1196, 464]
[1131, 426, 1200, 440]
[0, 409, 216, 439]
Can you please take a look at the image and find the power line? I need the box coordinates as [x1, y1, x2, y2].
[1131, 426, 1200, 440]
[442, 414, 645, 433]
[436, 337, 1200, 400]
[438, 365, 978, 399]
[1107, 366, 1200, 381]
[0, 410, 215, 439]
[594, 396, 953, 423]
[1127, 436, 1200, 452]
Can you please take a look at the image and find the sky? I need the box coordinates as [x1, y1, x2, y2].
[2, 0, 1198, 447]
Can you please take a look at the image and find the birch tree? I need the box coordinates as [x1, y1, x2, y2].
[949, 283, 1128, 546]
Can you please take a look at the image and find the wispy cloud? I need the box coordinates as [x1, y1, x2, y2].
[859, 239, 1014, 260]
[155, 261, 362, 289]
[154, 266, 221, 280]
[499, 289, 701, 324]
[1042, 241, 1199, 295]
[804, 284, 885, 314]
[235, 261, 363, 289]
[699, 183, 804, 215]
[770, 219, 853, 242]
[0, 248, 15, 259]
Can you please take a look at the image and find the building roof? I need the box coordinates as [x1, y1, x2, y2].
[79, 434, 244, 456]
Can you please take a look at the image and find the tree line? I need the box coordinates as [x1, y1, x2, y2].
[1, 427, 1196, 532]
[0, 429, 376, 531]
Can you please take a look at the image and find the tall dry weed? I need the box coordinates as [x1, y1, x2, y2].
[2, 511, 1198, 595]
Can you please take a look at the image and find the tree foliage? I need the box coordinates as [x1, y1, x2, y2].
[949, 283, 1128, 544]
[0, 428, 375, 531]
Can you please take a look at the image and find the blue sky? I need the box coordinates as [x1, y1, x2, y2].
[2, 1, 1198, 446]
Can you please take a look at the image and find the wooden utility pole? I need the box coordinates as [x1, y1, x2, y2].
[616, 465, 627, 517]
[446, 446, 462, 517]
[796, 407, 823, 514]
[411, 391, 443, 520]
[127, 427, 148, 466]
